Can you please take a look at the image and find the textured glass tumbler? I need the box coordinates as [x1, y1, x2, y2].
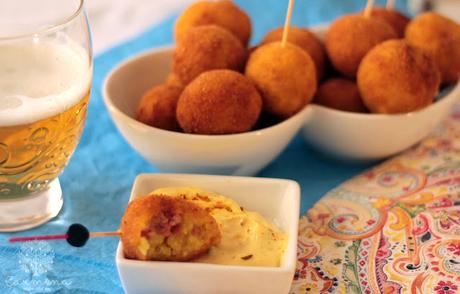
[0, 0, 92, 231]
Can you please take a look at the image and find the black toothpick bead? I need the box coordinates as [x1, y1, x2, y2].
[66, 223, 90, 247]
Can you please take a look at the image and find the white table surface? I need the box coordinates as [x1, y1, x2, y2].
[85, 0, 194, 54]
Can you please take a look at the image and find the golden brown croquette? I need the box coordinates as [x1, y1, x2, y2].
[175, 0, 252, 46]
[121, 195, 221, 261]
[370, 7, 410, 38]
[405, 12, 460, 85]
[358, 39, 441, 114]
[172, 25, 247, 85]
[245, 42, 317, 118]
[176, 70, 262, 135]
[165, 73, 185, 89]
[136, 84, 183, 132]
[314, 78, 368, 113]
[325, 14, 397, 77]
[262, 26, 326, 80]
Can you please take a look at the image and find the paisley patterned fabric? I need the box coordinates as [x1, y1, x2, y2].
[292, 103, 460, 294]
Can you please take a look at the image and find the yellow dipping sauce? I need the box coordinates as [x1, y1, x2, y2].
[151, 187, 287, 267]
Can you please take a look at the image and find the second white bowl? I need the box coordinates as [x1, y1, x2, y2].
[301, 26, 460, 161]
[302, 83, 460, 161]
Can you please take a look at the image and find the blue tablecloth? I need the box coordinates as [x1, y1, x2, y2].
[0, 0, 409, 293]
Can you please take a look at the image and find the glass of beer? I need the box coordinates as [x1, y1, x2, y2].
[0, 0, 92, 231]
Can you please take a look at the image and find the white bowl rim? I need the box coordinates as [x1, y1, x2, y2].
[102, 45, 312, 140]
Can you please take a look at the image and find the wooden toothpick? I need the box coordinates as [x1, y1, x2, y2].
[281, 0, 295, 48]
[363, 0, 375, 18]
[386, 0, 395, 10]
[90, 231, 122, 238]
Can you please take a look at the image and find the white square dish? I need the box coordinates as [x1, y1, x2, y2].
[116, 173, 300, 294]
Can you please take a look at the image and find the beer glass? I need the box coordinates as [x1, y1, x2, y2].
[0, 0, 92, 231]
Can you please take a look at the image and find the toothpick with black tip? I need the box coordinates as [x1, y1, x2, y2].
[8, 223, 121, 247]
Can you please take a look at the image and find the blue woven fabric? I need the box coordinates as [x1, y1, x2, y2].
[0, 0, 408, 293]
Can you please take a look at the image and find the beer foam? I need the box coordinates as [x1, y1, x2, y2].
[0, 37, 91, 127]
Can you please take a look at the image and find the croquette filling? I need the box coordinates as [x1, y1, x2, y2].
[141, 209, 182, 237]
[138, 206, 218, 261]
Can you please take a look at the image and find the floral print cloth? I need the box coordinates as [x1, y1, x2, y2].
[292, 103, 460, 293]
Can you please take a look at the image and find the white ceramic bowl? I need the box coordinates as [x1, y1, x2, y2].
[116, 173, 300, 294]
[301, 26, 460, 161]
[103, 48, 311, 176]
[303, 84, 460, 161]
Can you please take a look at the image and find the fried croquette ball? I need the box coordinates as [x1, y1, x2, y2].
[325, 15, 397, 77]
[245, 42, 317, 118]
[314, 78, 367, 113]
[175, 0, 251, 46]
[121, 195, 221, 261]
[262, 27, 326, 81]
[173, 25, 247, 85]
[358, 39, 441, 114]
[176, 70, 262, 134]
[405, 12, 460, 85]
[136, 84, 182, 131]
[165, 73, 184, 89]
[370, 8, 410, 37]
